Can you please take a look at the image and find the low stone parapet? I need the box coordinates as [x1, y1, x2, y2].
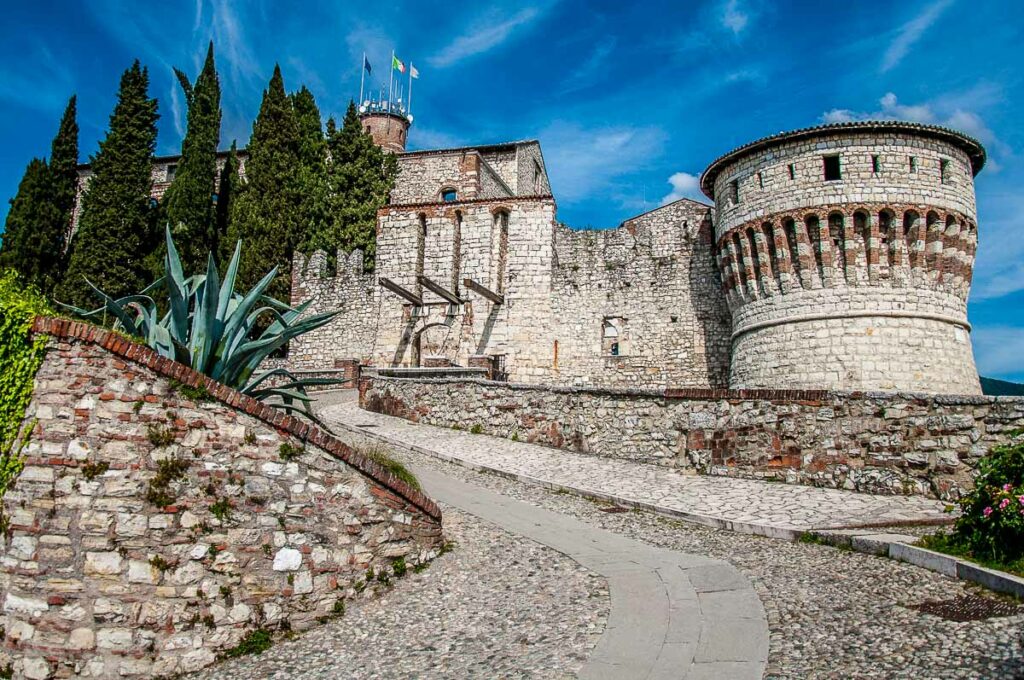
[359, 375, 1024, 500]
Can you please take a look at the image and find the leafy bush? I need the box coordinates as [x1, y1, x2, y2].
[0, 270, 54, 500]
[921, 435, 1024, 573]
[63, 227, 340, 425]
[945, 436, 1024, 565]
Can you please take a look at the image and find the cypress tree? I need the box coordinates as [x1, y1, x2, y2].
[225, 64, 303, 303]
[290, 86, 330, 263]
[314, 101, 397, 271]
[214, 141, 239, 251]
[0, 159, 62, 291]
[0, 96, 79, 294]
[160, 42, 222, 273]
[49, 95, 80, 258]
[58, 61, 159, 307]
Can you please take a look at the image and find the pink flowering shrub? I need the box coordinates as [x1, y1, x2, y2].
[947, 436, 1024, 565]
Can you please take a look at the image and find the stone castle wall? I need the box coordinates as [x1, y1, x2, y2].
[706, 126, 983, 393]
[0, 319, 442, 679]
[549, 200, 731, 388]
[289, 192, 731, 388]
[360, 375, 1024, 500]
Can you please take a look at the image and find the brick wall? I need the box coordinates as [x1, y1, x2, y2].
[0, 319, 442, 678]
[360, 375, 1024, 500]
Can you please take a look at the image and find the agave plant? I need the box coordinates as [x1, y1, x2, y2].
[63, 226, 340, 425]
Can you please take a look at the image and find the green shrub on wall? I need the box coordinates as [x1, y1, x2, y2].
[0, 270, 53, 498]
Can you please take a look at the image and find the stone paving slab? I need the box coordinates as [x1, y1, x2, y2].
[319, 393, 950, 536]
[411, 464, 768, 679]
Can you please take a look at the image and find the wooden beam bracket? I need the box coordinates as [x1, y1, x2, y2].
[463, 278, 504, 305]
[417, 275, 464, 305]
[379, 277, 423, 306]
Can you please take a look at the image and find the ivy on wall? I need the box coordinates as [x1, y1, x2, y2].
[0, 270, 53, 498]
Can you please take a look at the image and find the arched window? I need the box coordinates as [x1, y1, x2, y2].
[441, 187, 457, 202]
[602, 318, 624, 356]
[853, 210, 869, 275]
[494, 210, 509, 294]
[761, 222, 780, 289]
[879, 210, 895, 270]
[903, 210, 920, 268]
[828, 212, 846, 276]
[783, 218, 800, 283]
[805, 214, 824, 283]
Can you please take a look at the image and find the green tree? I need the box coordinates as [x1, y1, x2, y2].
[314, 101, 397, 271]
[58, 61, 159, 307]
[225, 64, 304, 302]
[0, 159, 63, 290]
[160, 42, 222, 273]
[214, 141, 239, 249]
[290, 86, 330, 260]
[0, 96, 79, 294]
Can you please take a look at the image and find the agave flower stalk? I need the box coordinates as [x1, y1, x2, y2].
[62, 226, 340, 425]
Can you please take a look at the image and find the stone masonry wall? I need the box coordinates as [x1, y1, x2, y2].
[550, 199, 731, 388]
[705, 125, 983, 394]
[0, 319, 442, 679]
[360, 375, 1024, 500]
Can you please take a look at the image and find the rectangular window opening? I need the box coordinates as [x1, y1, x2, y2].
[757, 171, 764, 189]
[871, 155, 880, 173]
[728, 179, 739, 206]
[940, 159, 951, 184]
[787, 163, 795, 180]
[823, 155, 841, 182]
[909, 156, 918, 173]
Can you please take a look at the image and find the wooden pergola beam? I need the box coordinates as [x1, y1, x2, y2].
[417, 275, 463, 305]
[379, 277, 422, 306]
[463, 278, 504, 305]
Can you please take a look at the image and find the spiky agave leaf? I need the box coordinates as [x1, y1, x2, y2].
[66, 228, 344, 426]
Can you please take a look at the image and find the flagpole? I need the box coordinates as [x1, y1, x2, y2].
[387, 50, 395, 134]
[408, 62, 413, 116]
[359, 52, 366, 105]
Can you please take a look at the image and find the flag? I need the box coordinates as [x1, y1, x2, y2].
[409, 64, 419, 79]
[392, 55, 405, 73]
[364, 56, 372, 75]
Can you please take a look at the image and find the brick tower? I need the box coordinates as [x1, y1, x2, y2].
[701, 121, 985, 394]
[358, 101, 411, 154]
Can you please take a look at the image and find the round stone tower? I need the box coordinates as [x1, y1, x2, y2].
[357, 106, 410, 153]
[700, 121, 985, 394]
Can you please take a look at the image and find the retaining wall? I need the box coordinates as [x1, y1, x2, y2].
[359, 375, 1024, 500]
[0, 319, 442, 679]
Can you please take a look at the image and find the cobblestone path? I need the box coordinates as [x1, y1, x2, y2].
[319, 392, 949, 536]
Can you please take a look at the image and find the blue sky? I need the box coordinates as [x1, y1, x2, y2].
[1, 0, 1022, 380]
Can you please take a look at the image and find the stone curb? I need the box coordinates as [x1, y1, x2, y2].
[813, 530, 1024, 598]
[30, 316, 441, 520]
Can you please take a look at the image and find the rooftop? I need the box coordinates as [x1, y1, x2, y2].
[699, 121, 987, 199]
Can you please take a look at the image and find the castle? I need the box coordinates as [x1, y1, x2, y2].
[289, 106, 986, 395]
[76, 105, 986, 395]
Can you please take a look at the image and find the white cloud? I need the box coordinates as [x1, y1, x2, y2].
[409, 127, 466, 151]
[429, 8, 541, 68]
[561, 39, 616, 93]
[660, 172, 705, 205]
[169, 84, 185, 139]
[539, 121, 665, 204]
[972, 326, 1024, 379]
[210, 0, 260, 88]
[881, 0, 955, 72]
[721, 0, 749, 34]
[820, 91, 1006, 152]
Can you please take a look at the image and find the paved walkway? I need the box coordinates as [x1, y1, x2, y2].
[319, 392, 949, 538]
[412, 458, 769, 679]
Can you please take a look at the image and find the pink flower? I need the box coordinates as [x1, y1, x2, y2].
[1018, 495, 1024, 506]
[1000, 498, 1010, 510]
[983, 506, 993, 517]
[1004, 483, 1013, 492]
